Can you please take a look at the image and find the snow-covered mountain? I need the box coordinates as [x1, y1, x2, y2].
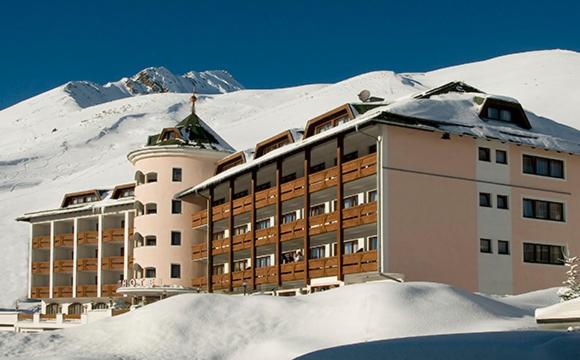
[0, 49, 579, 306]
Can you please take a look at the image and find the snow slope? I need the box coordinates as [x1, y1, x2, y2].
[0, 49, 579, 306]
[0, 282, 562, 360]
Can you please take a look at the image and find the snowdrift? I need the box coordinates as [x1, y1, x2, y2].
[0, 282, 560, 360]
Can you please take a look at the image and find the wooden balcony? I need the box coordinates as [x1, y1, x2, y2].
[342, 251, 377, 274]
[53, 285, 73, 298]
[54, 233, 74, 248]
[102, 283, 120, 297]
[31, 286, 49, 298]
[32, 235, 50, 249]
[341, 153, 377, 183]
[280, 261, 305, 282]
[76, 284, 97, 297]
[192, 242, 208, 260]
[32, 261, 50, 274]
[192, 276, 208, 288]
[78, 231, 98, 245]
[192, 210, 208, 228]
[232, 269, 253, 287]
[211, 238, 230, 255]
[77, 258, 98, 271]
[211, 273, 230, 290]
[63, 314, 82, 321]
[342, 202, 377, 228]
[255, 227, 277, 247]
[212, 203, 230, 221]
[233, 195, 252, 215]
[17, 313, 33, 321]
[255, 266, 278, 285]
[308, 256, 338, 278]
[281, 177, 305, 201]
[309, 211, 339, 236]
[280, 219, 305, 241]
[309, 167, 338, 193]
[101, 256, 127, 271]
[255, 187, 278, 209]
[53, 259, 74, 273]
[232, 232, 253, 251]
[103, 228, 126, 243]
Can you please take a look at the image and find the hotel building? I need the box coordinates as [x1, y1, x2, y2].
[17, 82, 580, 318]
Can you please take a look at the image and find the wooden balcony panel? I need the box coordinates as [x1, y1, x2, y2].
[63, 314, 81, 321]
[40, 314, 56, 320]
[32, 235, 50, 249]
[212, 203, 230, 222]
[280, 219, 305, 242]
[192, 209, 208, 228]
[17, 313, 33, 321]
[255, 227, 277, 247]
[280, 178, 305, 201]
[53, 286, 73, 298]
[211, 274, 230, 290]
[78, 231, 98, 245]
[211, 238, 230, 255]
[192, 242, 208, 260]
[342, 250, 378, 275]
[308, 256, 338, 278]
[192, 276, 208, 288]
[233, 195, 252, 216]
[341, 153, 377, 183]
[102, 283, 120, 297]
[103, 228, 125, 243]
[255, 188, 278, 209]
[112, 309, 130, 317]
[342, 202, 377, 229]
[309, 212, 339, 236]
[308, 167, 338, 193]
[53, 259, 74, 273]
[255, 266, 277, 285]
[31, 286, 49, 298]
[76, 284, 98, 297]
[280, 261, 305, 282]
[32, 261, 50, 274]
[231, 270, 253, 287]
[77, 258, 98, 272]
[232, 232, 253, 251]
[54, 233, 74, 248]
[101, 256, 124, 271]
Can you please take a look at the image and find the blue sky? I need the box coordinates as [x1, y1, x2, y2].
[1, 0, 579, 109]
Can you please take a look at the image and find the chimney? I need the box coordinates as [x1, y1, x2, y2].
[190, 93, 197, 115]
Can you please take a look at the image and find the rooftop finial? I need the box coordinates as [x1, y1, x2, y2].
[191, 93, 197, 115]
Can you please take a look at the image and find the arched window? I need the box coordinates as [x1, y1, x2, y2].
[145, 203, 157, 215]
[45, 303, 60, 315]
[144, 267, 156, 278]
[68, 303, 83, 315]
[134, 233, 144, 247]
[134, 171, 145, 185]
[146, 172, 158, 183]
[92, 302, 107, 310]
[135, 201, 144, 216]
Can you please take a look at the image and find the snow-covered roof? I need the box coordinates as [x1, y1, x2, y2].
[177, 81, 580, 198]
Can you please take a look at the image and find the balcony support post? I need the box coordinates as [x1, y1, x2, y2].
[336, 135, 344, 281]
[72, 218, 78, 298]
[250, 170, 257, 291]
[123, 211, 130, 282]
[228, 179, 234, 292]
[49, 221, 55, 299]
[97, 214, 103, 298]
[28, 224, 33, 299]
[207, 187, 214, 293]
[303, 147, 311, 286]
[275, 159, 282, 287]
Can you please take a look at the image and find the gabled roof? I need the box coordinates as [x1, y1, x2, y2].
[303, 104, 355, 138]
[254, 129, 302, 159]
[111, 183, 136, 199]
[60, 189, 105, 208]
[413, 81, 484, 99]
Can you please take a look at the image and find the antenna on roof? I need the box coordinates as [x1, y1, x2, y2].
[190, 93, 197, 115]
[358, 90, 371, 102]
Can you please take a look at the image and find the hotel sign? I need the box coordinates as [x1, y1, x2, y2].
[119, 278, 160, 288]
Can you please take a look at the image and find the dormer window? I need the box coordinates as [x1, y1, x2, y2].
[487, 107, 512, 122]
[61, 190, 101, 207]
[304, 105, 355, 138]
[479, 99, 531, 129]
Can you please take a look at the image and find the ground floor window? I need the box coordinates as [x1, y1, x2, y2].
[68, 303, 83, 315]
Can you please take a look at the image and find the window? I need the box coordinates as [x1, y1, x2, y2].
[212, 198, 225, 206]
[368, 190, 377, 203]
[281, 173, 296, 184]
[233, 190, 249, 200]
[487, 107, 499, 120]
[145, 203, 157, 215]
[310, 246, 326, 259]
[522, 155, 564, 179]
[478, 147, 491, 162]
[212, 264, 225, 275]
[145, 236, 157, 246]
[480, 239, 492, 254]
[255, 218, 271, 230]
[171, 231, 181, 246]
[234, 225, 249, 235]
[496, 150, 507, 164]
[499, 109, 512, 122]
[146, 172, 158, 183]
[343, 195, 359, 209]
[523, 243, 564, 265]
[498, 240, 510, 255]
[171, 200, 182, 214]
[343, 151, 358, 162]
[233, 260, 247, 272]
[479, 193, 492, 207]
[145, 267, 156, 278]
[344, 240, 359, 255]
[497, 195, 509, 210]
[119, 188, 134, 198]
[367, 236, 378, 251]
[170, 264, 181, 278]
[523, 199, 564, 222]
[314, 121, 333, 134]
[256, 256, 271, 268]
[310, 204, 325, 216]
[256, 182, 271, 191]
[369, 144, 377, 154]
[282, 212, 297, 224]
[172, 168, 182, 182]
[310, 163, 326, 173]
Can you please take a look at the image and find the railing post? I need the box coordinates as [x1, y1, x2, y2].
[228, 179, 234, 292]
[336, 135, 344, 281]
[276, 158, 282, 287]
[303, 147, 310, 287]
[250, 170, 257, 291]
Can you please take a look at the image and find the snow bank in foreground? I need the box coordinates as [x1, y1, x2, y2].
[297, 331, 580, 360]
[0, 282, 559, 360]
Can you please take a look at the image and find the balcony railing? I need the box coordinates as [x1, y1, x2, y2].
[308, 256, 338, 278]
[255, 266, 277, 285]
[280, 177, 305, 201]
[309, 212, 339, 236]
[53, 285, 73, 298]
[211, 273, 230, 290]
[32, 261, 50, 274]
[212, 238, 230, 255]
[53, 259, 74, 273]
[192, 276, 208, 288]
[280, 219, 305, 242]
[231, 269, 253, 288]
[76, 284, 97, 297]
[255, 187, 277, 208]
[233, 195, 252, 216]
[77, 258, 98, 271]
[102, 283, 120, 297]
[280, 261, 305, 282]
[103, 228, 128, 243]
[101, 256, 128, 271]
[31, 286, 49, 298]
[342, 202, 377, 228]
[54, 233, 74, 248]
[342, 250, 377, 274]
[212, 203, 230, 221]
[192, 210, 208, 228]
[232, 232, 253, 251]
[192, 242, 208, 260]
[309, 167, 339, 193]
[255, 227, 277, 247]
[78, 231, 98, 245]
[341, 153, 377, 183]
[32, 235, 50, 249]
